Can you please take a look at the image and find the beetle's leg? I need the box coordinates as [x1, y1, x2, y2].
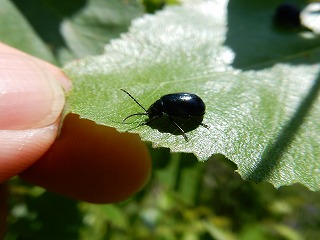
[122, 112, 147, 123]
[140, 116, 160, 126]
[169, 116, 188, 141]
[189, 116, 210, 129]
[123, 116, 149, 132]
[200, 123, 210, 129]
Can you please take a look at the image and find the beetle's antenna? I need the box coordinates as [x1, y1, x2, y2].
[121, 89, 148, 112]
[122, 112, 147, 122]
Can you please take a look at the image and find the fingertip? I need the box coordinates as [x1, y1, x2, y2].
[0, 124, 59, 183]
[20, 114, 152, 203]
[0, 43, 70, 182]
[0, 43, 67, 130]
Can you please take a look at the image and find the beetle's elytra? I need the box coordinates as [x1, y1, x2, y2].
[121, 89, 208, 141]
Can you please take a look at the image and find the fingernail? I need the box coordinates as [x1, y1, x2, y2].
[0, 53, 65, 130]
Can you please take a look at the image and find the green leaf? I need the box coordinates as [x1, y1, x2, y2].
[64, 0, 320, 190]
[99, 205, 128, 229]
[0, 0, 56, 63]
[61, 0, 144, 58]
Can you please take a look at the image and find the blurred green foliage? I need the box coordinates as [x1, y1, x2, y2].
[2, 0, 320, 239]
[6, 150, 320, 239]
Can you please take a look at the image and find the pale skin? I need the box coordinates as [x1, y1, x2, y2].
[0, 43, 151, 237]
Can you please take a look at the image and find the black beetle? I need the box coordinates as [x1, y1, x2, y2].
[121, 89, 208, 141]
[273, 3, 301, 29]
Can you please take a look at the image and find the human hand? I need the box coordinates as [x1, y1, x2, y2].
[0, 43, 151, 235]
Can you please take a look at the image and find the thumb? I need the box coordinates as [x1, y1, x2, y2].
[0, 43, 68, 182]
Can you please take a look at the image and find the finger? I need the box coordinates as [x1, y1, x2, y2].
[0, 43, 71, 91]
[0, 43, 66, 129]
[20, 114, 152, 203]
[0, 125, 59, 183]
[0, 43, 69, 182]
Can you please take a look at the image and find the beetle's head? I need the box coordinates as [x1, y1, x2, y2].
[147, 99, 163, 119]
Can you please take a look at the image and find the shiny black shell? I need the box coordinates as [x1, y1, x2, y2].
[273, 3, 301, 29]
[147, 93, 206, 119]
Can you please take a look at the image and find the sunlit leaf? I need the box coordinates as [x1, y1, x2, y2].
[64, 0, 320, 190]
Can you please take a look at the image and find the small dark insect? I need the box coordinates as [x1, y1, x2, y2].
[121, 89, 208, 141]
[273, 3, 301, 29]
